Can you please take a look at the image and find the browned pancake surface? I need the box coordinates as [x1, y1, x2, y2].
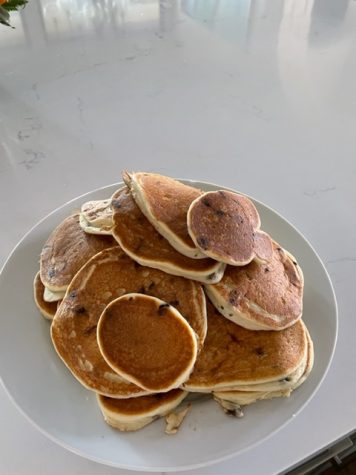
[188, 191, 272, 265]
[111, 187, 223, 275]
[184, 302, 306, 389]
[98, 389, 185, 415]
[125, 172, 201, 249]
[40, 213, 115, 290]
[33, 271, 58, 319]
[208, 243, 303, 329]
[98, 294, 197, 391]
[51, 247, 206, 396]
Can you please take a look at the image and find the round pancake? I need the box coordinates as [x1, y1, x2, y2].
[80, 199, 113, 235]
[213, 321, 313, 397]
[187, 190, 273, 265]
[183, 301, 307, 392]
[40, 213, 115, 292]
[97, 389, 187, 431]
[111, 187, 225, 284]
[33, 271, 59, 320]
[51, 246, 207, 397]
[204, 242, 304, 331]
[97, 294, 198, 392]
[123, 171, 206, 259]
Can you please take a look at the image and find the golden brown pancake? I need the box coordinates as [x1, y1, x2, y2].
[213, 324, 314, 409]
[187, 190, 273, 266]
[111, 187, 225, 284]
[33, 271, 59, 320]
[123, 171, 206, 259]
[80, 199, 113, 235]
[40, 213, 115, 292]
[51, 246, 207, 397]
[97, 389, 188, 431]
[183, 301, 307, 392]
[97, 294, 198, 392]
[205, 242, 304, 331]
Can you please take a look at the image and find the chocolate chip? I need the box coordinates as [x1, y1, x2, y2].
[69, 290, 77, 299]
[280, 377, 291, 383]
[48, 268, 56, 278]
[129, 296, 134, 301]
[293, 261, 298, 266]
[220, 306, 224, 310]
[276, 247, 282, 251]
[138, 286, 146, 294]
[228, 289, 240, 306]
[158, 303, 170, 316]
[74, 306, 86, 314]
[148, 282, 155, 290]
[202, 198, 211, 207]
[264, 267, 270, 272]
[111, 199, 121, 209]
[197, 237, 209, 249]
[218, 191, 226, 198]
[84, 324, 97, 335]
[207, 272, 216, 280]
[228, 332, 240, 344]
[215, 209, 225, 217]
[229, 313, 233, 317]
[255, 347, 264, 356]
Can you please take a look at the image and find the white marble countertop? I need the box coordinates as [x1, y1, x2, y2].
[1, 0, 355, 473]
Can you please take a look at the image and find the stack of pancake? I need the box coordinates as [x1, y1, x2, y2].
[34, 172, 314, 433]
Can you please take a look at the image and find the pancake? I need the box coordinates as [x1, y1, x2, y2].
[40, 213, 115, 292]
[97, 389, 188, 431]
[183, 301, 307, 393]
[123, 171, 206, 259]
[187, 190, 273, 266]
[79, 199, 113, 235]
[97, 294, 198, 392]
[51, 246, 207, 397]
[33, 271, 59, 320]
[213, 325, 314, 409]
[204, 243, 304, 331]
[43, 287, 66, 303]
[111, 187, 225, 284]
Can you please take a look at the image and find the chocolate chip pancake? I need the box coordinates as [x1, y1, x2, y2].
[187, 190, 273, 266]
[40, 213, 115, 293]
[33, 271, 59, 320]
[213, 325, 314, 409]
[205, 242, 304, 331]
[79, 199, 113, 235]
[97, 389, 188, 432]
[111, 187, 225, 284]
[51, 246, 207, 397]
[183, 301, 307, 393]
[97, 294, 198, 392]
[123, 171, 206, 259]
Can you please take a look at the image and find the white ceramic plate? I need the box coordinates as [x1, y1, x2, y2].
[0, 181, 337, 472]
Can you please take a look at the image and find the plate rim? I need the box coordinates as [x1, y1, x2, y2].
[0, 179, 338, 472]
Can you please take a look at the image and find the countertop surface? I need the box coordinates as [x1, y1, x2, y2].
[0, 0, 355, 474]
